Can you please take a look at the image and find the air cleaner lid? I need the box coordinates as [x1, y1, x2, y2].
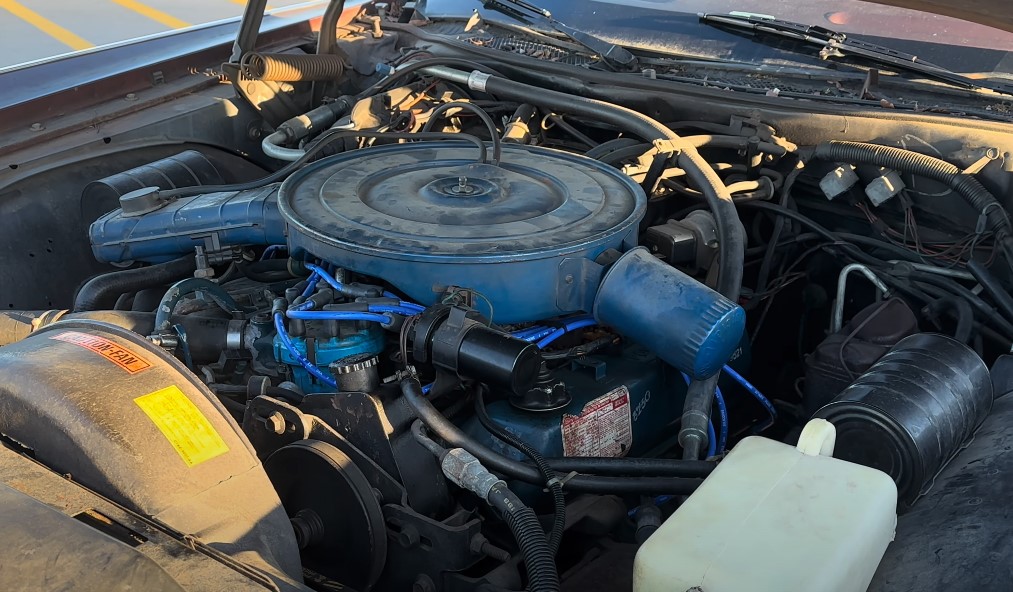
[278, 142, 645, 263]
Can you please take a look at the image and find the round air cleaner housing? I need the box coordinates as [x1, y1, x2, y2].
[278, 142, 646, 323]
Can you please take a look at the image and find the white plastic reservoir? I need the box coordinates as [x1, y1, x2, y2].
[633, 420, 897, 592]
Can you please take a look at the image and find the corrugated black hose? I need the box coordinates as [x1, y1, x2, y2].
[475, 386, 565, 557]
[487, 482, 561, 592]
[812, 140, 1013, 267]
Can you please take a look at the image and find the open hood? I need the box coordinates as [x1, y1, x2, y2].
[862, 0, 1013, 33]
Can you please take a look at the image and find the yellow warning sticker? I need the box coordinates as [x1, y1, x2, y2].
[134, 386, 229, 467]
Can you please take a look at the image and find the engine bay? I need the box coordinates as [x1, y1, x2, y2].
[3, 3, 1013, 591]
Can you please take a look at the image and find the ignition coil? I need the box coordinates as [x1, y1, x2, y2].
[411, 305, 541, 396]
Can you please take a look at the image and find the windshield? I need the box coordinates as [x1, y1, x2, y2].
[422, 0, 1013, 75]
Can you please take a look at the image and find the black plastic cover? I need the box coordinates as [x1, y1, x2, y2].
[814, 333, 992, 508]
[869, 395, 1013, 591]
[0, 320, 303, 587]
[804, 299, 918, 415]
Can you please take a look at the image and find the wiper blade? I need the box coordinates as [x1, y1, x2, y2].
[482, 0, 639, 70]
[700, 12, 1013, 96]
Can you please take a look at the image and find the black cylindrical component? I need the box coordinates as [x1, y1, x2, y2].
[73, 256, 197, 312]
[869, 395, 1013, 592]
[414, 306, 541, 396]
[488, 482, 560, 591]
[457, 327, 541, 397]
[330, 355, 380, 393]
[966, 259, 1013, 325]
[814, 333, 992, 507]
[81, 150, 224, 207]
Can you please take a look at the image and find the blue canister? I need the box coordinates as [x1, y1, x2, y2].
[593, 247, 745, 379]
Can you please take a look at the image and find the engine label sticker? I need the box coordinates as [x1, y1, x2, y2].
[134, 385, 230, 467]
[50, 331, 151, 374]
[561, 386, 633, 458]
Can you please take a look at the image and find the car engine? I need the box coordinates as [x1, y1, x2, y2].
[2, 4, 1013, 591]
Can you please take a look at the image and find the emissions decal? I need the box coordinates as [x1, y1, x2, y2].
[50, 331, 151, 374]
[561, 386, 633, 458]
[134, 385, 230, 467]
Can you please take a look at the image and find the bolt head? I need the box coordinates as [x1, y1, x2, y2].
[265, 412, 286, 435]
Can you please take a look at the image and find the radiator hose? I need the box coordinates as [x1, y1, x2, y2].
[73, 255, 197, 312]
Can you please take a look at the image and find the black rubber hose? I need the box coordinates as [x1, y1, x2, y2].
[475, 387, 564, 557]
[584, 137, 644, 160]
[811, 141, 1013, 240]
[678, 375, 720, 460]
[906, 270, 1013, 337]
[739, 201, 887, 267]
[265, 386, 304, 405]
[421, 101, 503, 166]
[487, 483, 560, 592]
[400, 379, 703, 495]
[909, 281, 1012, 347]
[966, 259, 1013, 325]
[154, 278, 241, 332]
[546, 456, 714, 478]
[237, 259, 299, 283]
[924, 296, 974, 343]
[73, 256, 197, 312]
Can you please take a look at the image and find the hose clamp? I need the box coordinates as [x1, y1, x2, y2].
[226, 319, 246, 350]
[652, 139, 683, 155]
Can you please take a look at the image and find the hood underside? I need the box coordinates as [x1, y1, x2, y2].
[862, 0, 1013, 33]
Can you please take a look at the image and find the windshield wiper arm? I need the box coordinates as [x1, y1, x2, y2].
[700, 12, 1013, 96]
[482, 0, 639, 70]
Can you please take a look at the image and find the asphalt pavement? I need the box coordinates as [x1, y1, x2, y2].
[0, 0, 311, 69]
